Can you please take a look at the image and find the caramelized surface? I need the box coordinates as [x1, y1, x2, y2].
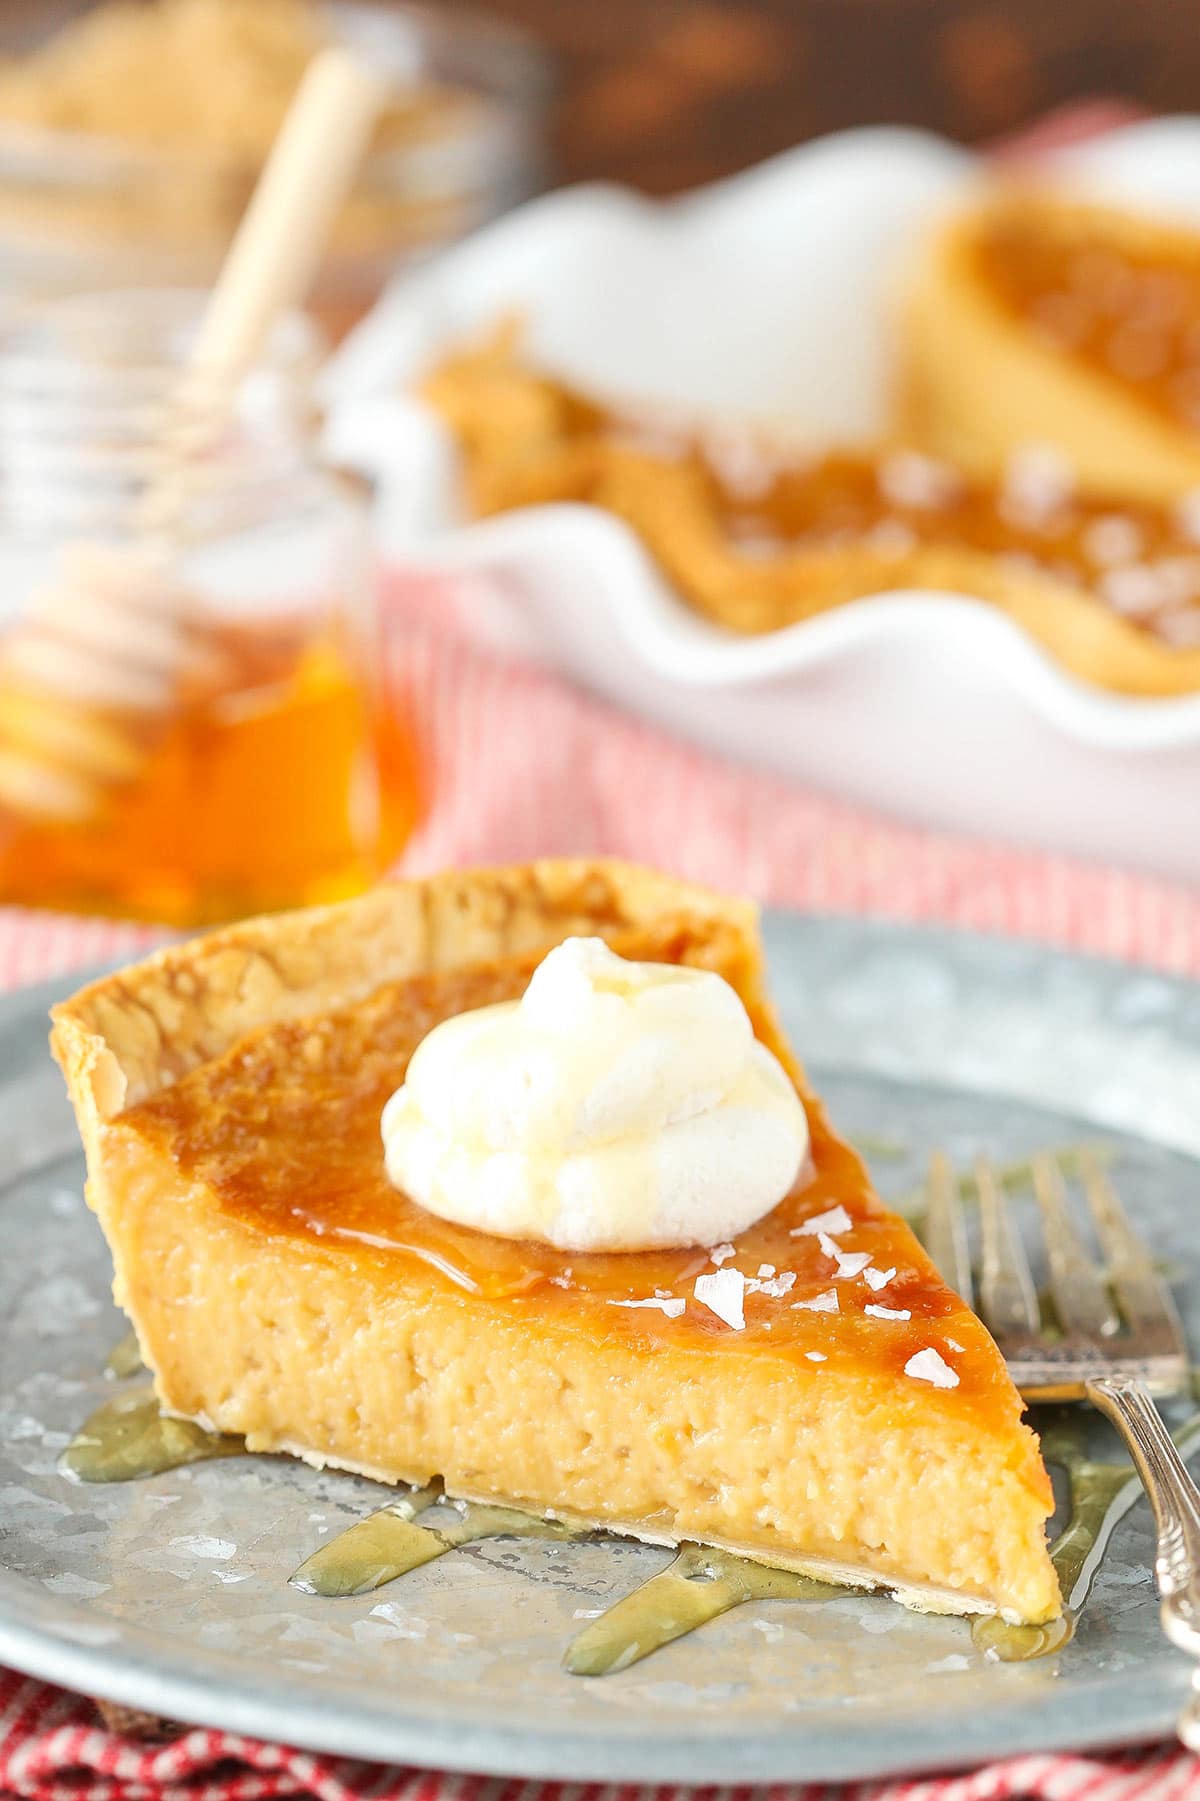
[714, 450, 1200, 643]
[975, 198, 1200, 435]
[424, 332, 1200, 646]
[122, 918, 1010, 1411]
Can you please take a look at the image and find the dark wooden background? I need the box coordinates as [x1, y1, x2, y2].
[501, 0, 1190, 193]
[8, 0, 1199, 192]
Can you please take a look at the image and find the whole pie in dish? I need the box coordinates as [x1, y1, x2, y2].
[52, 859, 1060, 1625]
[423, 328, 1200, 695]
[901, 189, 1200, 502]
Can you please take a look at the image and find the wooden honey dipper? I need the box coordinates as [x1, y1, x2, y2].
[0, 45, 385, 824]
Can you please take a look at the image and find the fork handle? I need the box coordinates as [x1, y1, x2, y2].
[1085, 1375, 1200, 1735]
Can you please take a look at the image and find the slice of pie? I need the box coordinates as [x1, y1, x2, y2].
[52, 859, 1060, 1624]
[901, 188, 1200, 501]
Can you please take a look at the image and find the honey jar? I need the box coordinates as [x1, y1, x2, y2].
[0, 288, 417, 925]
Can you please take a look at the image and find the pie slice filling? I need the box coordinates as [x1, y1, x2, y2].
[52, 859, 1060, 1626]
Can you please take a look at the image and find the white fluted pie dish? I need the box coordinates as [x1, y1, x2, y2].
[326, 120, 1200, 881]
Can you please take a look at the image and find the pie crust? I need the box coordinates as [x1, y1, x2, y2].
[900, 189, 1200, 502]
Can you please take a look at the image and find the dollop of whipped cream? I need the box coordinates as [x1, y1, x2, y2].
[381, 936, 809, 1253]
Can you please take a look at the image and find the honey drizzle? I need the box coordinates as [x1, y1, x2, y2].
[563, 1544, 842, 1676]
[61, 1384, 243, 1482]
[290, 1492, 578, 1597]
[104, 1329, 145, 1379]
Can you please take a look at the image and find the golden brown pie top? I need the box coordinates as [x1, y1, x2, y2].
[423, 327, 1200, 648]
[114, 911, 1015, 1417]
[711, 449, 1200, 645]
[973, 194, 1200, 435]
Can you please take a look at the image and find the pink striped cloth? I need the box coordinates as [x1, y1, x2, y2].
[2, 597, 1200, 1799]
[5, 600, 1200, 992]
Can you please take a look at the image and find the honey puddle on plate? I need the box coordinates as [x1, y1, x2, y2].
[103, 1329, 146, 1380]
[290, 1490, 580, 1596]
[61, 1337, 1200, 1672]
[61, 1384, 243, 1482]
[563, 1544, 842, 1676]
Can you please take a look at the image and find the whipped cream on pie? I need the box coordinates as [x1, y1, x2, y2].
[380, 935, 809, 1253]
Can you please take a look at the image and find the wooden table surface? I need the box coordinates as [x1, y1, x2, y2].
[431, 0, 1191, 193]
[4, 0, 1196, 194]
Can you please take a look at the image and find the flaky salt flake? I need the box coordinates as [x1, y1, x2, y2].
[610, 1297, 686, 1319]
[703, 426, 779, 501]
[904, 1347, 959, 1390]
[996, 549, 1046, 582]
[757, 1264, 776, 1278]
[708, 1242, 737, 1266]
[806, 1351, 828, 1363]
[729, 516, 789, 561]
[611, 415, 690, 462]
[1101, 564, 1168, 618]
[1176, 490, 1200, 545]
[864, 517, 918, 558]
[1081, 513, 1143, 568]
[865, 1303, 912, 1321]
[878, 450, 960, 512]
[945, 1338, 965, 1353]
[694, 1268, 746, 1331]
[792, 1205, 852, 1238]
[792, 1288, 839, 1314]
[747, 1271, 796, 1299]
[863, 1265, 897, 1292]
[1158, 608, 1200, 648]
[1001, 445, 1074, 526]
[818, 1232, 872, 1280]
[1151, 555, 1200, 606]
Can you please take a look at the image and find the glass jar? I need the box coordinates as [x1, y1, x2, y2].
[0, 288, 417, 926]
[0, 2, 549, 346]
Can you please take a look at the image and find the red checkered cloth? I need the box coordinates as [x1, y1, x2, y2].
[2, 604, 1200, 1798]
[2, 1667, 1195, 1801]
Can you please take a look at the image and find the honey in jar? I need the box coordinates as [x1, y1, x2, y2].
[0, 290, 417, 925]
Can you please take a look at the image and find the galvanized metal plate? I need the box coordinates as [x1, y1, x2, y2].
[0, 915, 1197, 1782]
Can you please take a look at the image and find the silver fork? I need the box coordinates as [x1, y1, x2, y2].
[926, 1146, 1200, 1741]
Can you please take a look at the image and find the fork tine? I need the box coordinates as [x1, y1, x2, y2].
[923, 1150, 974, 1308]
[1079, 1148, 1187, 1349]
[1031, 1153, 1121, 1340]
[976, 1155, 1040, 1337]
